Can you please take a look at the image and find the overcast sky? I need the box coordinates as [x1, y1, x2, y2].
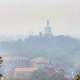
[0, 0, 80, 38]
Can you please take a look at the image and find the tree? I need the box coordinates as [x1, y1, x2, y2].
[0, 57, 3, 64]
[32, 69, 50, 80]
[0, 56, 3, 80]
[50, 72, 64, 80]
[74, 73, 80, 80]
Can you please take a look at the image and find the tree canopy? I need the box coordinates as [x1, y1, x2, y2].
[32, 69, 65, 80]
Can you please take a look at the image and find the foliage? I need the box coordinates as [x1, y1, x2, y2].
[75, 73, 80, 80]
[0, 56, 3, 64]
[0, 56, 3, 78]
[32, 69, 50, 80]
[32, 69, 65, 80]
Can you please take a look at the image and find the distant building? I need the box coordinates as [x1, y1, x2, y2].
[39, 32, 43, 36]
[3, 56, 37, 78]
[44, 20, 53, 36]
[32, 57, 49, 69]
[14, 67, 37, 79]
[13, 57, 49, 78]
[12, 57, 37, 78]
[32, 57, 49, 64]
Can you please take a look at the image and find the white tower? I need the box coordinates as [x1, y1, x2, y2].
[44, 20, 53, 36]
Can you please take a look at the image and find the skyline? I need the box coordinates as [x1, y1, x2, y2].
[0, 0, 80, 38]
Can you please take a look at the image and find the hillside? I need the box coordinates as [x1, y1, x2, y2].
[0, 35, 80, 75]
[0, 35, 80, 60]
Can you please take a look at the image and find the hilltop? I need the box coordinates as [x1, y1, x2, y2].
[0, 21, 80, 68]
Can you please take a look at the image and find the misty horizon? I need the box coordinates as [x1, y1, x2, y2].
[0, 0, 80, 38]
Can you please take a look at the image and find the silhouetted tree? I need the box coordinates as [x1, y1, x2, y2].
[74, 73, 80, 80]
[0, 56, 3, 80]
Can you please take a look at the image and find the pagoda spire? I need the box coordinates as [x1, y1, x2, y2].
[44, 20, 53, 36]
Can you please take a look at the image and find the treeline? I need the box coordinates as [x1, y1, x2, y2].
[32, 68, 80, 80]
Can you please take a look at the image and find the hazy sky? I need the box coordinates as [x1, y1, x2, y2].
[0, 0, 80, 38]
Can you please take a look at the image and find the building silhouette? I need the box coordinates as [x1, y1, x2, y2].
[44, 20, 53, 36]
